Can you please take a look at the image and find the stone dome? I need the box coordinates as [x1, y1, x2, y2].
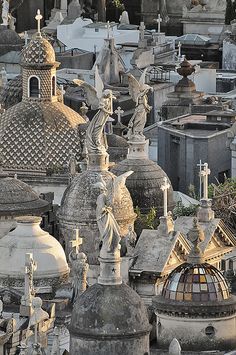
[112, 158, 174, 214]
[59, 169, 136, 262]
[70, 282, 151, 337]
[0, 171, 49, 216]
[21, 35, 56, 67]
[0, 27, 23, 45]
[162, 262, 230, 303]
[0, 100, 85, 172]
[0, 216, 69, 293]
[107, 133, 128, 163]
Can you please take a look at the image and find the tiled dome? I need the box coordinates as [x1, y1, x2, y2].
[21, 36, 55, 66]
[162, 262, 230, 303]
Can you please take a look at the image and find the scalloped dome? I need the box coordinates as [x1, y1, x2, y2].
[21, 36, 55, 66]
[162, 262, 230, 303]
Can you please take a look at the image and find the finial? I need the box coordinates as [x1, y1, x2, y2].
[106, 21, 111, 39]
[177, 58, 194, 78]
[114, 106, 124, 124]
[200, 162, 210, 200]
[155, 14, 162, 34]
[187, 218, 205, 264]
[70, 229, 83, 256]
[35, 9, 43, 36]
[160, 176, 170, 217]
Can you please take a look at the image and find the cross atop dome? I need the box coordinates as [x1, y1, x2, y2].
[35, 9, 43, 36]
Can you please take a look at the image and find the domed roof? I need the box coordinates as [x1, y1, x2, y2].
[162, 262, 230, 303]
[107, 134, 128, 148]
[0, 167, 49, 216]
[0, 27, 23, 45]
[107, 134, 128, 163]
[112, 158, 174, 213]
[0, 216, 69, 290]
[70, 283, 150, 337]
[21, 35, 56, 66]
[0, 100, 85, 172]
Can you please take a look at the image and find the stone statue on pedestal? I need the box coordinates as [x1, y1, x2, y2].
[94, 172, 133, 258]
[127, 70, 152, 142]
[1, 0, 9, 26]
[69, 251, 89, 303]
[73, 77, 115, 155]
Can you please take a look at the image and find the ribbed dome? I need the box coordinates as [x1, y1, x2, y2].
[112, 158, 174, 213]
[162, 262, 230, 303]
[70, 283, 150, 337]
[21, 36, 55, 66]
[0, 100, 85, 172]
[0, 169, 49, 216]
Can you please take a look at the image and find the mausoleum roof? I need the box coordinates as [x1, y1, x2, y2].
[21, 35, 56, 67]
[70, 283, 150, 338]
[0, 166, 49, 216]
[162, 262, 229, 303]
[0, 100, 85, 173]
[0, 27, 23, 45]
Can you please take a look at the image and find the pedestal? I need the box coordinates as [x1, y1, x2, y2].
[127, 139, 148, 159]
[197, 199, 215, 222]
[98, 256, 122, 286]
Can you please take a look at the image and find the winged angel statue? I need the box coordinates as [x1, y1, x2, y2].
[93, 171, 133, 258]
[74, 74, 115, 155]
[127, 69, 153, 141]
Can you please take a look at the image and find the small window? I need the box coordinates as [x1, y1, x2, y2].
[29, 76, 40, 98]
[52, 76, 56, 96]
[205, 325, 215, 337]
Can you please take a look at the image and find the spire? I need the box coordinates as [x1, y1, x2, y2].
[187, 218, 205, 264]
[158, 176, 174, 235]
[35, 9, 43, 37]
[161, 176, 170, 217]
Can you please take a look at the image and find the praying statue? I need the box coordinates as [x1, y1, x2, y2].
[127, 69, 153, 142]
[94, 171, 133, 258]
[69, 251, 89, 304]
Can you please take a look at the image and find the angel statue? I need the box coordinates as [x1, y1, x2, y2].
[93, 171, 133, 258]
[127, 69, 153, 142]
[73, 73, 115, 155]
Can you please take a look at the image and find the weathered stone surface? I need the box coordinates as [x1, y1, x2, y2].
[112, 158, 174, 214]
[70, 283, 151, 355]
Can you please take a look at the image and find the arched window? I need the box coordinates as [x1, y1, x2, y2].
[52, 76, 56, 96]
[29, 76, 40, 98]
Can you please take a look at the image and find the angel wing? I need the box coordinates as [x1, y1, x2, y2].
[128, 74, 141, 104]
[139, 68, 148, 87]
[73, 79, 99, 110]
[109, 171, 134, 205]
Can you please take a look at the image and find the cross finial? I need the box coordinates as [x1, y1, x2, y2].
[114, 106, 124, 124]
[70, 229, 83, 255]
[155, 14, 162, 33]
[178, 41, 182, 57]
[35, 9, 43, 35]
[106, 21, 111, 39]
[139, 21, 145, 41]
[200, 162, 210, 200]
[160, 176, 170, 217]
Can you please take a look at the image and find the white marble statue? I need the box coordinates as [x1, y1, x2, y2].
[69, 251, 88, 303]
[1, 0, 9, 26]
[119, 10, 130, 25]
[127, 70, 152, 141]
[68, 0, 82, 20]
[73, 78, 115, 155]
[94, 172, 133, 258]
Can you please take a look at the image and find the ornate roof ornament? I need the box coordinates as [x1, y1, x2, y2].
[187, 218, 205, 264]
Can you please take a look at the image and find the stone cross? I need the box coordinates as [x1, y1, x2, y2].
[197, 159, 203, 199]
[156, 14, 162, 33]
[20, 253, 37, 317]
[161, 176, 170, 217]
[106, 21, 111, 39]
[35, 9, 43, 34]
[70, 229, 83, 255]
[115, 106, 124, 124]
[200, 163, 210, 200]
[178, 41, 182, 58]
[139, 21, 146, 41]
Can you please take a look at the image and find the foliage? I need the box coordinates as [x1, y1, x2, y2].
[172, 202, 199, 219]
[134, 206, 159, 236]
[111, 0, 125, 11]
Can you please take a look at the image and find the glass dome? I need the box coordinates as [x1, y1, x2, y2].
[162, 263, 229, 302]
